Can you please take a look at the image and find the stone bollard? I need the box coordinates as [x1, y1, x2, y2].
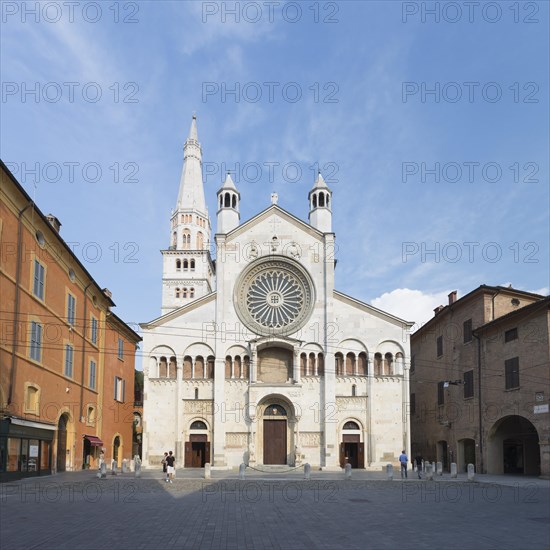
[450, 463, 457, 479]
[345, 463, 352, 480]
[134, 456, 142, 478]
[111, 460, 117, 475]
[467, 463, 475, 481]
[304, 463, 311, 480]
[100, 462, 107, 478]
[432, 462, 436, 475]
[122, 459, 128, 473]
[204, 463, 211, 479]
[239, 463, 246, 480]
[425, 463, 433, 480]
[437, 462, 443, 476]
[386, 464, 393, 480]
[130, 459, 135, 472]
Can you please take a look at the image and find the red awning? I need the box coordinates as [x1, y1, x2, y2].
[84, 435, 103, 446]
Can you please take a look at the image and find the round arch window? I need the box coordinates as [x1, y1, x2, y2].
[264, 404, 287, 417]
[190, 420, 207, 430]
[343, 421, 360, 430]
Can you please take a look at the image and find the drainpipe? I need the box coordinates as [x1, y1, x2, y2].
[8, 202, 34, 405]
[79, 283, 93, 421]
[473, 331, 483, 473]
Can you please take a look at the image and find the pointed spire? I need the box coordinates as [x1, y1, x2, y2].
[188, 113, 198, 141]
[176, 114, 206, 214]
[312, 170, 329, 190]
[220, 171, 237, 191]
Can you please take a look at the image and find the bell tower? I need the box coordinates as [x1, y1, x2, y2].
[216, 172, 240, 234]
[161, 115, 215, 314]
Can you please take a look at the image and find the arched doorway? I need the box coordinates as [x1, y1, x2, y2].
[113, 436, 120, 466]
[488, 415, 540, 475]
[56, 414, 69, 472]
[339, 421, 364, 468]
[185, 420, 210, 467]
[263, 404, 288, 465]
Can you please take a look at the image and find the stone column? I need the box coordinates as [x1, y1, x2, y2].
[293, 349, 300, 383]
[250, 347, 257, 383]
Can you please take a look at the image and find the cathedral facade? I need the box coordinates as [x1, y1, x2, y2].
[140, 117, 412, 470]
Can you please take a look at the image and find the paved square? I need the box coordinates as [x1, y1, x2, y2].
[1, 471, 548, 549]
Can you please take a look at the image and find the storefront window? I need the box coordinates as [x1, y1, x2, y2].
[28, 439, 39, 472]
[20, 439, 29, 472]
[7, 439, 20, 472]
[40, 441, 50, 470]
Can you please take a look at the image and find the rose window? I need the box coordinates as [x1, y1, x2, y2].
[234, 256, 315, 336]
[246, 270, 304, 328]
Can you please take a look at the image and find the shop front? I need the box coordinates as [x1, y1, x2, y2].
[0, 417, 55, 482]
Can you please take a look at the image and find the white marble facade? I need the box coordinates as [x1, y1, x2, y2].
[140, 116, 412, 470]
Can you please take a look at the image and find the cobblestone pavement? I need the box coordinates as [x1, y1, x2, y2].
[1, 470, 548, 550]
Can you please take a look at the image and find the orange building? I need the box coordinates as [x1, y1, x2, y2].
[0, 160, 141, 481]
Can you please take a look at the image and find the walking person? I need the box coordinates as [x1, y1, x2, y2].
[161, 452, 168, 482]
[165, 451, 176, 483]
[415, 453, 423, 479]
[399, 450, 408, 479]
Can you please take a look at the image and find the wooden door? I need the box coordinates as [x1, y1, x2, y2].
[205, 443, 211, 465]
[184, 442, 193, 467]
[339, 443, 345, 467]
[56, 427, 67, 472]
[358, 443, 365, 468]
[263, 420, 286, 464]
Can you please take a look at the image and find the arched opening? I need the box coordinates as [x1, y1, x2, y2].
[345, 352, 355, 376]
[183, 230, 191, 250]
[206, 356, 215, 379]
[234, 355, 242, 379]
[232, 194, 236, 208]
[308, 353, 316, 376]
[159, 356, 168, 378]
[182, 288, 188, 299]
[224, 193, 230, 207]
[384, 352, 393, 375]
[225, 356, 232, 379]
[243, 355, 250, 379]
[317, 353, 324, 376]
[190, 259, 195, 270]
[313, 194, 317, 208]
[197, 232, 204, 249]
[195, 356, 205, 379]
[176, 259, 181, 270]
[56, 414, 69, 472]
[300, 353, 307, 377]
[183, 259, 189, 270]
[185, 420, 210, 468]
[175, 288, 180, 299]
[340, 420, 364, 469]
[374, 353, 383, 376]
[488, 416, 540, 475]
[335, 352, 344, 376]
[190, 288, 195, 299]
[352, 384, 357, 397]
[319, 193, 325, 207]
[194, 388, 199, 400]
[113, 436, 121, 467]
[358, 352, 367, 376]
[169, 356, 177, 379]
[263, 404, 288, 465]
[183, 356, 193, 379]
[395, 352, 404, 375]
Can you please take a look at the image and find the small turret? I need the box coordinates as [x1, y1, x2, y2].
[217, 173, 240, 234]
[308, 171, 332, 232]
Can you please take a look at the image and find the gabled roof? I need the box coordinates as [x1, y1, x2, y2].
[140, 291, 217, 328]
[220, 204, 328, 240]
[334, 290, 414, 326]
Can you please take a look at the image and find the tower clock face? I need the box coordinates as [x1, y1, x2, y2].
[234, 255, 315, 336]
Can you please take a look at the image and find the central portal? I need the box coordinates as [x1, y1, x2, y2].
[263, 404, 288, 465]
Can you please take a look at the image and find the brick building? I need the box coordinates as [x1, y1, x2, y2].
[0, 160, 141, 481]
[410, 285, 549, 478]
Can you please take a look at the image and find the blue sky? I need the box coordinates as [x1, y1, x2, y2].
[2, 1, 549, 340]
